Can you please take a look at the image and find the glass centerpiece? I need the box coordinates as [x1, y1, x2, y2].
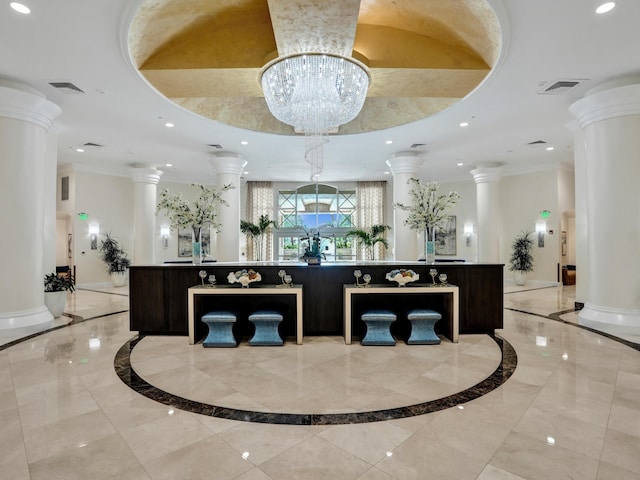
[395, 178, 461, 264]
[156, 183, 233, 265]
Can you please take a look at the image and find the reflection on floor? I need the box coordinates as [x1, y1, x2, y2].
[1, 284, 640, 479]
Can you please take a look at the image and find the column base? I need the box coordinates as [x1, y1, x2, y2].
[0, 306, 53, 339]
[579, 303, 640, 336]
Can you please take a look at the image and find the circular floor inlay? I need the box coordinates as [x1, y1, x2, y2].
[114, 334, 517, 425]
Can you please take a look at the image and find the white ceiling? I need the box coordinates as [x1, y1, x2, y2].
[1, 0, 638, 184]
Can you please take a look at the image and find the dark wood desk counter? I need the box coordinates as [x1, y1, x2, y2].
[129, 261, 503, 337]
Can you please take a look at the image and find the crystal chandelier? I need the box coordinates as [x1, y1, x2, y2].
[261, 53, 370, 133]
[261, 53, 370, 181]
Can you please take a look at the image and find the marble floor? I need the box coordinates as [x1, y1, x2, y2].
[1, 284, 640, 479]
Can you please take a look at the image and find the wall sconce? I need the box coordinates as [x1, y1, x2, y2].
[89, 224, 99, 250]
[161, 225, 170, 249]
[464, 223, 473, 247]
[536, 222, 546, 248]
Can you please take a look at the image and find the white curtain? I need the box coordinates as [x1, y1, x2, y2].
[246, 181, 274, 261]
[356, 181, 387, 261]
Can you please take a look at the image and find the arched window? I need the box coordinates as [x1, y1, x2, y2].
[276, 183, 356, 261]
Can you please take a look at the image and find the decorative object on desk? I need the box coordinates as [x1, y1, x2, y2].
[429, 268, 438, 285]
[353, 270, 372, 288]
[345, 224, 390, 261]
[156, 183, 233, 265]
[439, 273, 448, 285]
[277, 269, 293, 288]
[178, 227, 210, 259]
[508, 231, 534, 286]
[208, 274, 216, 287]
[240, 214, 278, 261]
[98, 232, 130, 287]
[385, 269, 419, 287]
[394, 178, 461, 264]
[300, 228, 327, 265]
[44, 272, 75, 318]
[227, 269, 261, 288]
[198, 270, 207, 286]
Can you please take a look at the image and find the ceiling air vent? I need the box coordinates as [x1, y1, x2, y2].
[207, 144, 223, 149]
[537, 79, 584, 95]
[48, 82, 85, 94]
[410, 143, 427, 149]
[83, 142, 103, 147]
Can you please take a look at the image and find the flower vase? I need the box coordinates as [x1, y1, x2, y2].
[192, 229, 202, 265]
[425, 228, 436, 264]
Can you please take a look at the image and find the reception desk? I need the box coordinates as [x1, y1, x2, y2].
[129, 262, 503, 339]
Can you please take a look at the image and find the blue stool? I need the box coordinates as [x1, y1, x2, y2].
[407, 309, 441, 345]
[248, 311, 284, 346]
[202, 311, 237, 347]
[361, 310, 396, 346]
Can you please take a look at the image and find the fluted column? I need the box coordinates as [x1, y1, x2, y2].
[471, 164, 501, 263]
[569, 76, 640, 335]
[131, 166, 163, 265]
[386, 152, 424, 261]
[210, 153, 247, 262]
[0, 82, 61, 332]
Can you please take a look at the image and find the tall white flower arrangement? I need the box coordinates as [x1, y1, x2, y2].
[395, 178, 461, 233]
[156, 183, 234, 239]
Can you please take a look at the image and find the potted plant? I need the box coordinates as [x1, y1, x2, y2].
[240, 214, 278, 261]
[157, 183, 233, 265]
[99, 232, 131, 287]
[334, 237, 353, 258]
[395, 178, 461, 263]
[509, 231, 534, 285]
[44, 272, 75, 318]
[346, 224, 391, 261]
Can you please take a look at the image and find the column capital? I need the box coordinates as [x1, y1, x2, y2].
[471, 164, 502, 184]
[570, 76, 640, 128]
[210, 152, 248, 176]
[0, 83, 61, 130]
[385, 152, 424, 175]
[130, 166, 163, 185]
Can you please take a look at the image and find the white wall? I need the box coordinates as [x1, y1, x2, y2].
[73, 170, 134, 285]
[500, 169, 561, 282]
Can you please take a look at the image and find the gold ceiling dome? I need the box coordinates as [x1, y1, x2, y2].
[129, 0, 501, 135]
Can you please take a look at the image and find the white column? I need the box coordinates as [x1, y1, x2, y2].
[131, 166, 163, 265]
[0, 82, 61, 333]
[470, 164, 501, 263]
[210, 153, 247, 262]
[569, 76, 640, 335]
[386, 152, 424, 261]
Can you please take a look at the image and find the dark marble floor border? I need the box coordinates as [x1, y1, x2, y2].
[114, 333, 517, 425]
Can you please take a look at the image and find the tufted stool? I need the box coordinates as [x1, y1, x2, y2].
[201, 311, 237, 347]
[361, 310, 397, 346]
[406, 309, 442, 345]
[248, 311, 284, 346]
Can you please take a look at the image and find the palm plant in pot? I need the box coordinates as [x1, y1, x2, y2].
[99, 232, 131, 287]
[509, 231, 534, 286]
[240, 214, 278, 261]
[44, 272, 75, 318]
[346, 224, 391, 261]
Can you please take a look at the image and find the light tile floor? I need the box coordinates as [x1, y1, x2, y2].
[1, 284, 639, 479]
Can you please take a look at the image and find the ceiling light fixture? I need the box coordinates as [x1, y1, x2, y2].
[164, 122, 174, 128]
[459, 122, 469, 127]
[261, 53, 370, 181]
[10, 2, 30, 14]
[596, 2, 615, 14]
[386, 140, 393, 145]
[76, 148, 84, 153]
[546, 146, 555, 151]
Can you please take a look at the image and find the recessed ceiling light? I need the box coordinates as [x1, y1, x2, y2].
[243, 171, 249, 175]
[165, 163, 172, 167]
[596, 2, 615, 14]
[10, 2, 30, 14]
[384, 171, 390, 175]
[385, 140, 393, 145]
[241, 141, 248, 145]
[76, 148, 84, 153]
[546, 146, 555, 151]
[457, 162, 464, 167]
[459, 122, 469, 127]
[164, 122, 174, 128]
